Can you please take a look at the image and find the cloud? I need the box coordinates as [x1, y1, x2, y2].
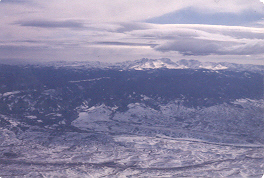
[155, 39, 260, 56]
[0, 0, 264, 64]
[146, 8, 264, 26]
[148, 24, 264, 56]
[212, 30, 264, 39]
[224, 41, 264, 55]
[115, 23, 151, 33]
[97, 41, 157, 48]
[11, 0, 263, 23]
[31, 0, 185, 23]
[130, 26, 200, 40]
[154, 39, 227, 55]
[17, 19, 85, 29]
[0, 0, 31, 3]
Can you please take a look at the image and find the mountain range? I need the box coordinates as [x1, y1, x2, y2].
[0, 58, 263, 177]
[44, 58, 264, 72]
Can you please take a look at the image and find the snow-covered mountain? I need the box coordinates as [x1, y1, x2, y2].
[0, 60, 263, 177]
[43, 58, 264, 73]
[116, 58, 187, 70]
[117, 58, 264, 72]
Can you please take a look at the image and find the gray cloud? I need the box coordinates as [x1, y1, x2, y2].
[146, 7, 264, 26]
[1, 0, 31, 3]
[97, 41, 157, 48]
[0, 45, 48, 54]
[17, 19, 85, 29]
[115, 22, 151, 33]
[138, 31, 199, 40]
[154, 39, 225, 55]
[125, 23, 264, 56]
[154, 38, 264, 56]
[221, 31, 264, 40]
[225, 42, 264, 55]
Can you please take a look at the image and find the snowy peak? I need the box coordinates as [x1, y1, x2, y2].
[118, 58, 264, 72]
[202, 64, 228, 70]
[121, 58, 230, 70]
[121, 58, 186, 70]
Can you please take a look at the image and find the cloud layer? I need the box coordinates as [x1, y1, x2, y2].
[147, 8, 264, 26]
[0, 0, 264, 64]
[17, 20, 85, 29]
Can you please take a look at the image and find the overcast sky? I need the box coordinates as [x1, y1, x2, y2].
[1, 0, 264, 64]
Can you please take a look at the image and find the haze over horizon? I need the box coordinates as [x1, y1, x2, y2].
[1, 0, 264, 65]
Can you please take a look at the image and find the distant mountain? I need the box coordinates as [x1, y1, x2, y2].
[43, 58, 264, 73]
[115, 58, 186, 70]
[116, 58, 264, 72]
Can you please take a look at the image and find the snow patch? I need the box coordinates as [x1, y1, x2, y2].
[69, 77, 110, 83]
[2, 91, 20, 97]
[72, 104, 112, 131]
[201, 64, 228, 70]
[25, 115, 37, 119]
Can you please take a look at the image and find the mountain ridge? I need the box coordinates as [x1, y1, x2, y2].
[40, 58, 264, 73]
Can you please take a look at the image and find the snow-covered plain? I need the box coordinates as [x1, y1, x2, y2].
[0, 99, 263, 177]
[0, 129, 263, 177]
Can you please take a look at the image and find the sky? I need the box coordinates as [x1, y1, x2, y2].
[0, 0, 264, 64]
